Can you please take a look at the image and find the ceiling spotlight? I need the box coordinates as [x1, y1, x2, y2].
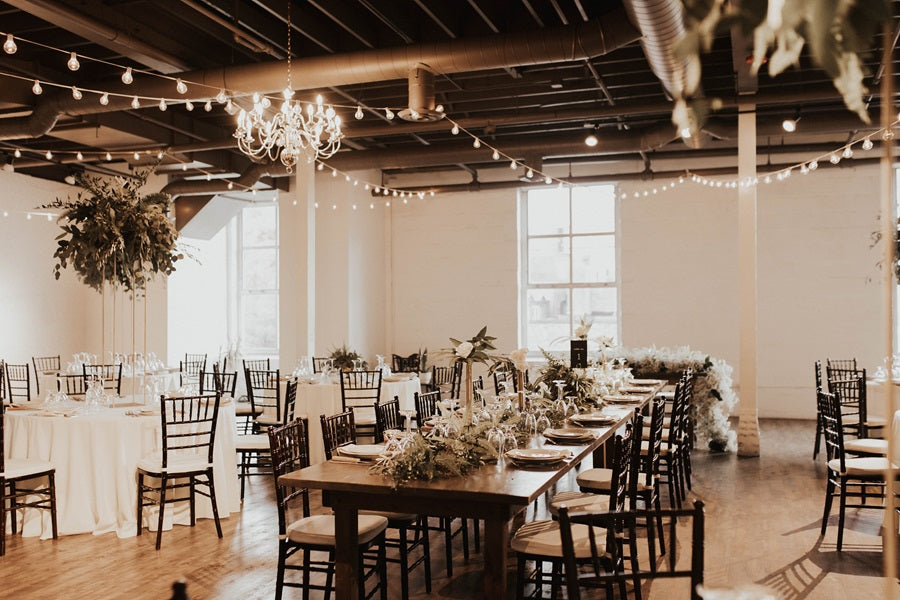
[584, 133, 599, 147]
[64, 173, 77, 185]
[781, 118, 797, 133]
[67, 52, 80, 71]
[3, 33, 17, 54]
[122, 66, 133, 84]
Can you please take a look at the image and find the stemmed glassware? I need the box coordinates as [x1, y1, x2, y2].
[536, 407, 552, 433]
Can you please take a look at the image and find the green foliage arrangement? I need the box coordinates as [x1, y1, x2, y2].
[42, 169, 181, 292]
[673, 0, 891, 136]
[533, 349, 601, 410]
[328, 344, 367, 371]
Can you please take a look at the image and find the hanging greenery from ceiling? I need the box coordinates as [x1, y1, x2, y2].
[42, 169, 182, 292]
[673, 0, 892, 136]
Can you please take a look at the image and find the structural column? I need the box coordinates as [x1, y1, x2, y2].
[737, 101, 760, 456]
[279, 160, 316, 369]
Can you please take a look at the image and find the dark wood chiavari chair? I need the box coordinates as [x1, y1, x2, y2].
[311, 357, 330, 374]
[828, 370, 885, 439]
[32, 355, 60, 396]
[813, 360, 825, 460]
[235, 379, 295, 501]
[56, 373, 87, 397]
[268, 418, 387, 599]
[414, 390, 441, 427]
[818, 389, 895, 551]
[179, 353, 207, 386]
[245, 368, 282, 432]
[339, 370, 382, 441]
[136, 393, 222, 550]
[392, 353, 421, 373]
[5, 363, 32, 402]
[430, 365, 455, 396]
[82, 363, 123, 396]
[558, 501, 706, 600]
[242, 358, 270, 372]
[320, 408, 432, 599]
[0, 404, 58, 555]
[374, 396, 404, 442]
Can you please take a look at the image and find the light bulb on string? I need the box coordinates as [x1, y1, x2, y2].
[159, 98, 167, 111]
[204, 101, 212, 112]
[67, 52, 80, 71]
[185, 100, 194, 111]
[76, 151, 83, 161]
[182, 164, 187, 171]
[332, 169, 337, 177]
[435, 104, 444, 112]
[884, 129, 895, 141]
[509, 160, 517, 170]
[385, 108, 394, 120]
[809, 160, 818, 171]
[133, 151, 140, 160]
[800, 164, 809, 175]
[526, 168, 534, 178]
[451, 124, 459, 135]
[105, 152, 112, 161]
[3, 33, 17, 54]
[261, 97, 271, 108]
[157, 151, 164, 159]
[584, 133, 598, 147]
[317, 163, 324, 171]
[862, 137, 874, 151]
[45, 150, 52, 160]
[842, 146, 853, 159]
[345, 174, 350, 182]
[545, 176, 552, 184]
[131, 96, 140, 109]
[473, 139, 481, 149]
[13, 149, 21, 158]
[99, 93, 109, 105]
[175, 79, 187, 94]
[429, 191, 435, 197]
[492, 150, 500, 160]
[227, 182, 234, 190]
[355, 105, 364, 120]
[829, 153, 840, 164]
[122, 67, 133, 84]
[32, 80, 42, 95]
[71, 86, 82, 100]
[216, 89, 227, 104]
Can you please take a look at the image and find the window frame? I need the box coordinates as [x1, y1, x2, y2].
[518, 184, 622, 354]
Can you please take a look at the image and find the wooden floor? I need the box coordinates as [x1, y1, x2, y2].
[0, 419, 888, 599]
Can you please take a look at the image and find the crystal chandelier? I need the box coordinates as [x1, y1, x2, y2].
[233, 1, 342, 171]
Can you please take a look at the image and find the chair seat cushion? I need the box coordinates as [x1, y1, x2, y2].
[360, 509, 418, 523]
[642, 428, 670, 440]
[828, 456, 896, 477]
[2, 458, 54, 480]
[640, 440, 675, 456]
[510, 519, 606, 559]
[255, 415, 282, 426]
[137, 453, 212, 475]
[235, 434, 270, 451]
[844, 438, 888, 456]
[548, 491, 608, 516]
[287, 514, 388, 546]
[576, 468, 613, 491]
[354, 416, 377, 426]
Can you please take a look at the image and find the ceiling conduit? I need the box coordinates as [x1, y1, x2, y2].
[0, 9, 640, 140]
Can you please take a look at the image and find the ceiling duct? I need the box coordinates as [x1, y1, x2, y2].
[0, 11, 640, 140]
[622, 0, 689, 100]
[399, 65, 444, 122]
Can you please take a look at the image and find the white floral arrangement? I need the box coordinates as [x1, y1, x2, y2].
[608, 345, 738, 452]
[574, 316, 593, 340]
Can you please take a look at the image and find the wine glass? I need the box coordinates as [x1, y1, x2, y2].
[502, 425, 518, 453]
[536, 407, 551, 433]
[564, 395, 579, 418]
[523, 408, 537, 437]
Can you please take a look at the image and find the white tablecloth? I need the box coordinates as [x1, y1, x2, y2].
[281, 377, 421, 464]
[36, 369, 181, 399]
[3, 399, 240, 539]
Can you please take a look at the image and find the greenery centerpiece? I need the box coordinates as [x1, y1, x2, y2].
[328, 344, 367, 371]
[42, 169, 181, 292]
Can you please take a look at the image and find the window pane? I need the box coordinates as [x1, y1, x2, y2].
[573, 288, 618, 343]
[526, 288, 570, 350]
[572, 235, 615, 283]
[242, 205, 277, 246]
[572, 185, 616, 233]
[527, 188, 569, 235]
[242, 248, 278, 290]
[241, 293, 278, 350]
[528, 237, 570, 284]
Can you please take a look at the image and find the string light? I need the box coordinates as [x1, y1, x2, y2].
[66, 52, 80, 71]
[13, 149, 21, 158]
[99, 92, 109, 105]
[185, 100, 194, 111]
[175, 79, 187, 94]
[862, 137, 874, 151]
[385, 108, 394, 120]
[131, 96, 140, 109]
[45, 150, 52, 160]
[105, 152, 112, 161]
[76, 151, 83, 161]
[3, 33, 16, 54]
[204, 101, 212, 112]
[451, 124, 459, 135]
[473, 139, 481, 148]
[355, 106, 364, 120]
[32, 80, 42, 95]
[492, 150, 500, 160]
[121, 67, 133, 84]
[158, 98, 167, 111]
[71, 86, 82, 100]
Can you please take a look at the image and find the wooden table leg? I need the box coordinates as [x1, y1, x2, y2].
[483, 517, 510, 598]
[333, 506, 359, 600]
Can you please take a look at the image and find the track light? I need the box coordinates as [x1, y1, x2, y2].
[584, 133, 599, 147]
[782, 112, 800, 133]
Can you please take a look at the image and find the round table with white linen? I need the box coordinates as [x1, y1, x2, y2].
[283, 375, 421, 464]
[37, 368, 181, 399]
[3, 398, 240, 539]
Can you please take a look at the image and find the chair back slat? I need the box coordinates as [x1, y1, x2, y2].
[159, 394, 220, 469]
[375, 396, 403, 442]
[320, 410, 356, 460]
[392, 353, 420, 373]
[57, 374, 87, 397]
[268, 418, 312, 533]
[414, 390, 441, 425]
[311, 357, 330, 374]
[819, 390, 846, 471]
[32, 355, 61, 374]
[643, 396, 666, 489]
[283, 379, 298, 423]
[558, 500, 706, 600]
[827, 371, 868, 436]
[340, 371, 382, 424]
[242, 358, 271, 372]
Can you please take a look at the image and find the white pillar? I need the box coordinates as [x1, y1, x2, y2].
[279, 161, 316, 369]
[737, 102, 761, 456]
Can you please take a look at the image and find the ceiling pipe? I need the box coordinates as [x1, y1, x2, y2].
[2, 0, 191, 72]
[160, 161, 289, 196]
[0, 11, 641, 141]
[393, 157, 883, 195]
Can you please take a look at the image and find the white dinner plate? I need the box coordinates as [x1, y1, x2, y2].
[506, 448, 570, 462]
[630, 379, 664, 386]
[338, 444, 386, 460]
[571, 412, 618, 425]
[618, 386, 653, 394]
[603, 395, 642, 404]
[544, 428, 593, 439]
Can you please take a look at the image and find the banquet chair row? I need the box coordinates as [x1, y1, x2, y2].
[0, 402, 58, 555]
[320, 409, 430, 599]
[268, 418, 388, 600]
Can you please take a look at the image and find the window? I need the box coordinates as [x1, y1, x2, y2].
[519, 184, 619, 352]
[234, 203, 279, 356]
